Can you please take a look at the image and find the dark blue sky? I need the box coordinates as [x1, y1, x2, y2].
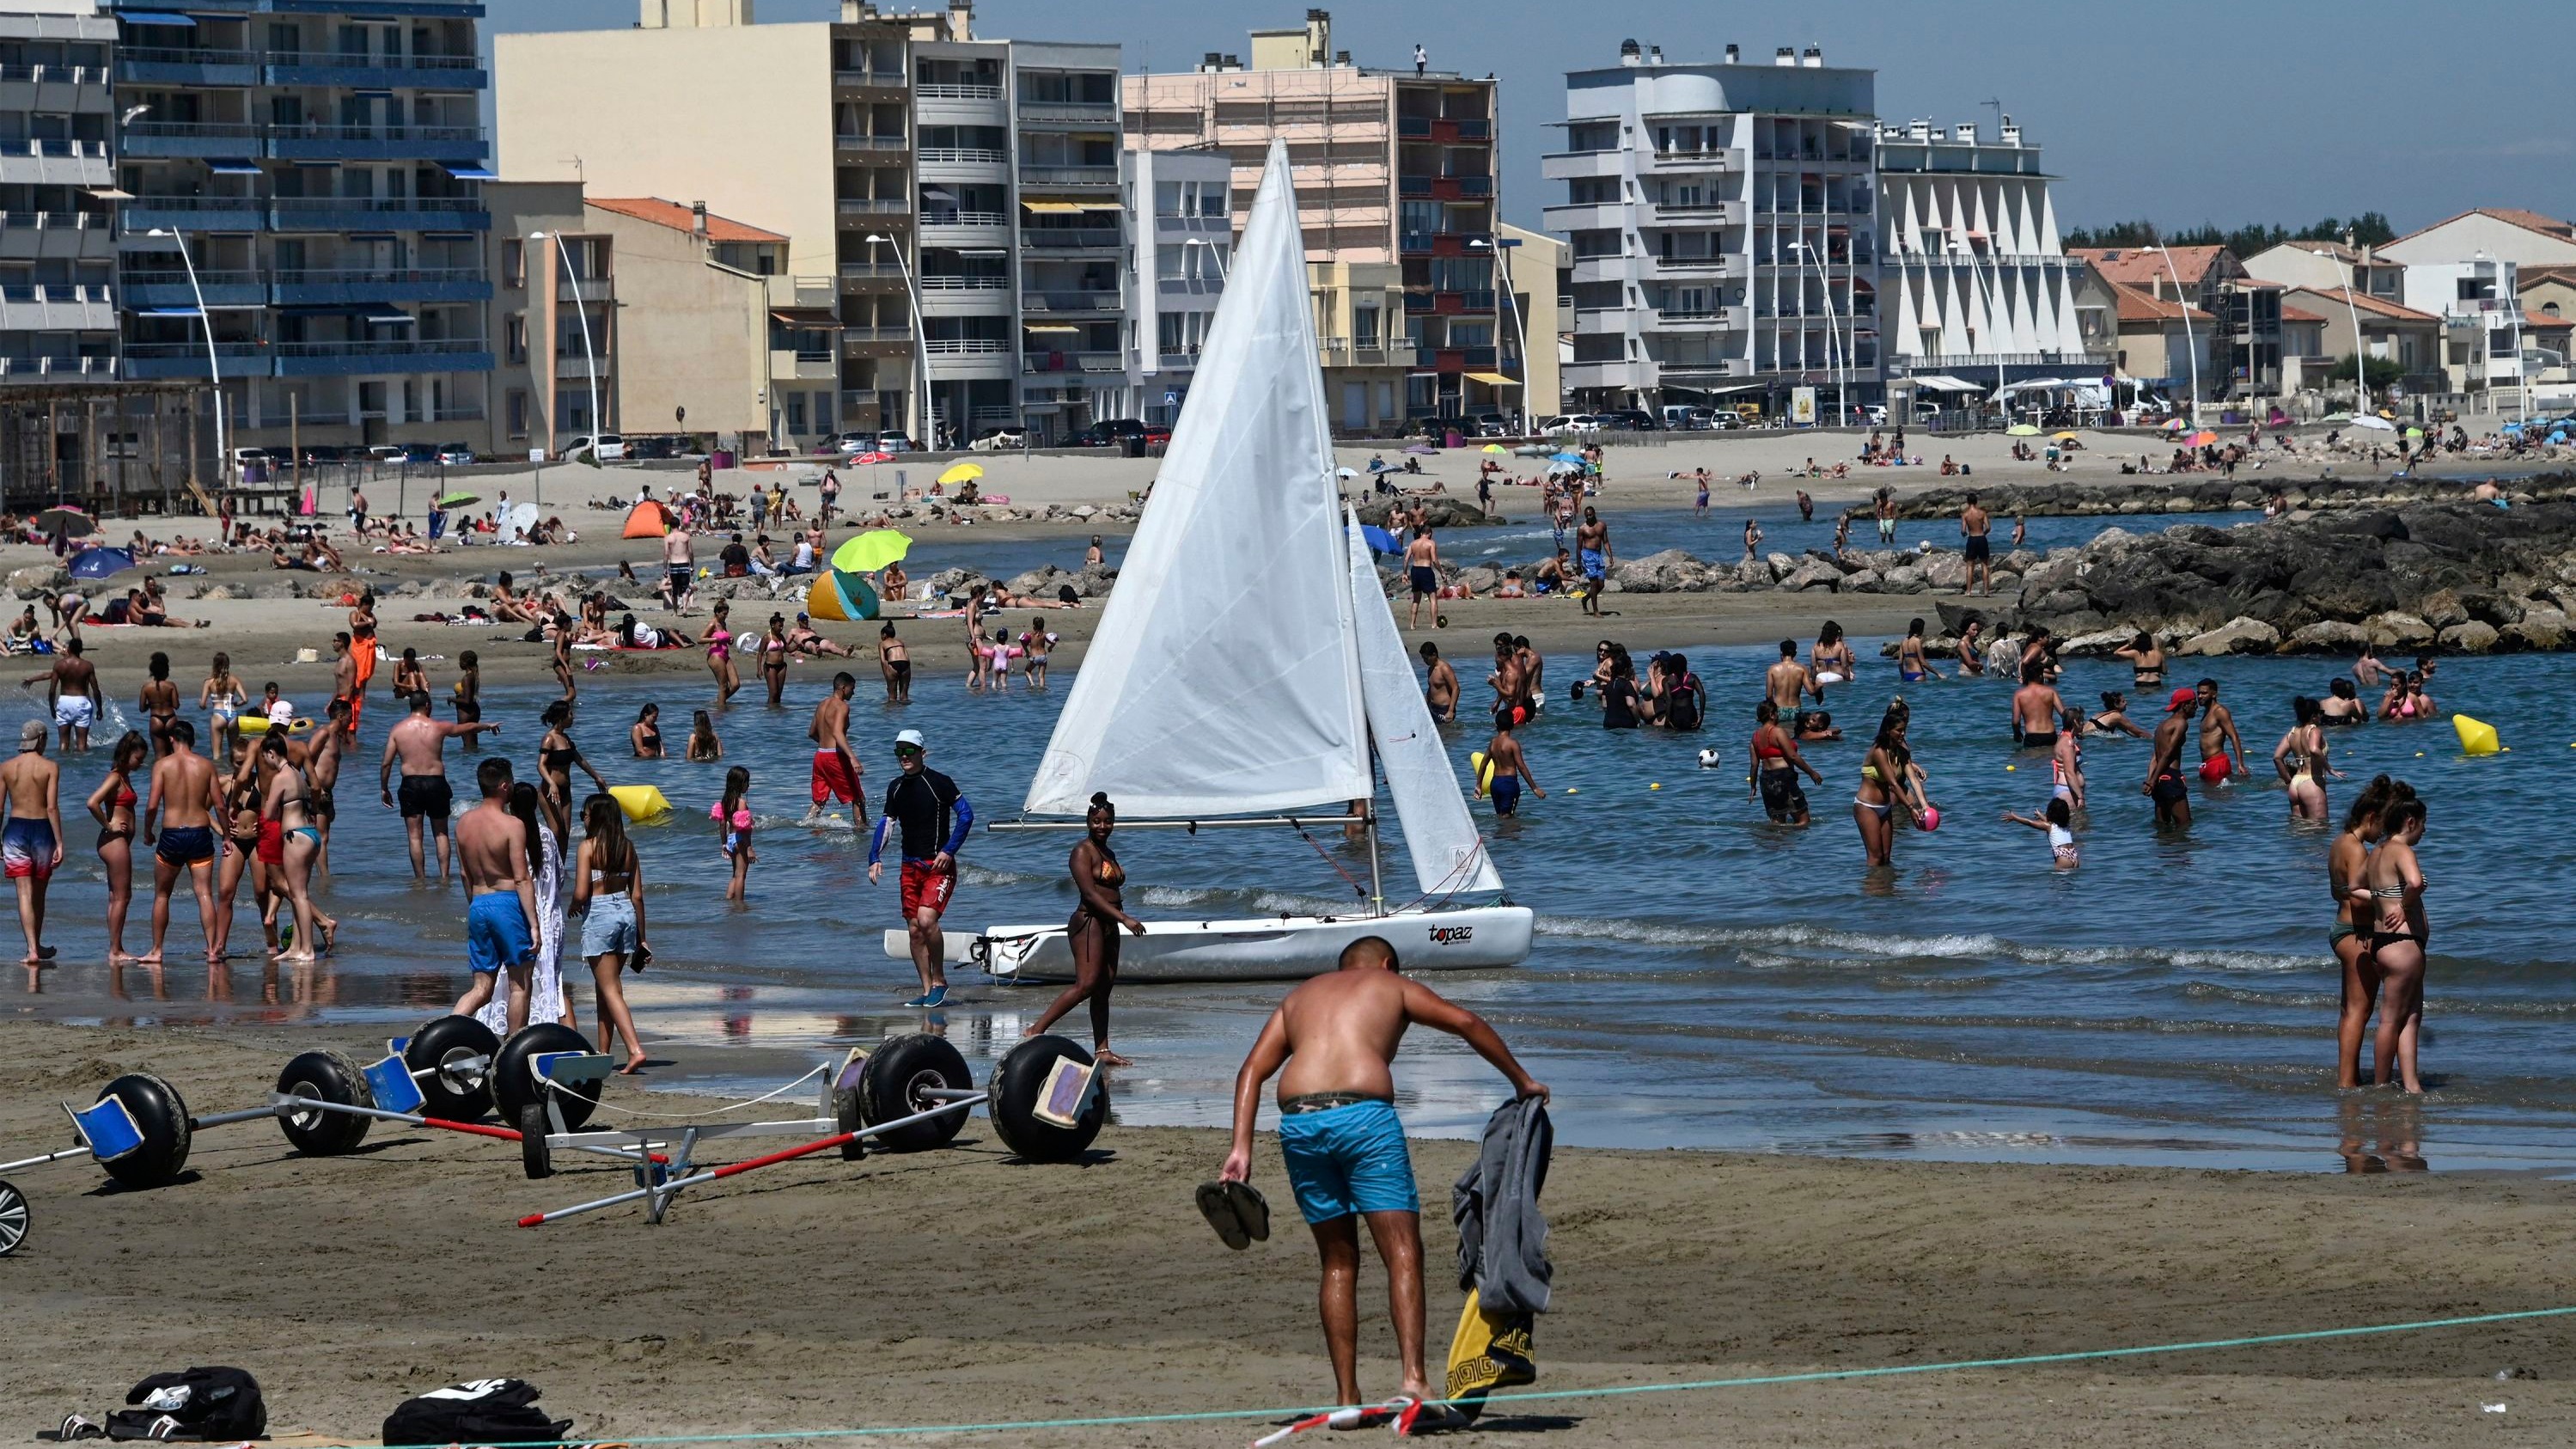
[487, 0, 2570, 236]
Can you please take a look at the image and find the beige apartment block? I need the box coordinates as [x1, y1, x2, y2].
[484, 180, 607, 458]
[583, 198, 839, 450]
[1126, 9, 1511, 429]
[1498, 221, 1565, 417]
[496, 3, 923, 437]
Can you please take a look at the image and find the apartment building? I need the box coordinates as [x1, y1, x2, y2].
[1119, 140, 1225, 426]
[1545, 40, 1876, 419]
[113, 0, 494, 452]
[0, 0, 117, 387]
[1876, 113, 2097, 411]
[481, 179, 591, 457]
[1496, 220, 1565, 417]
[2069, 245, 2280, 399]
[1125, 9, 1502, 431]
[500, 3, 1132, 447]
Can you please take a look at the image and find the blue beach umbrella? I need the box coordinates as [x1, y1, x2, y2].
[1550, 450, 1584, 462]
[69, 546, 136, 581]
[1360, 524, 1401, 553]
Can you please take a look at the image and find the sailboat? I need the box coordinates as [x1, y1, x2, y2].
[923, 141, 1533, 984]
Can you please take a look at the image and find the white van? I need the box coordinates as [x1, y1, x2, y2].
[565, 433, 628, 461]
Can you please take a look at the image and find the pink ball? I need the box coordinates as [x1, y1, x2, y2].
[1920, 806, 1942, 832]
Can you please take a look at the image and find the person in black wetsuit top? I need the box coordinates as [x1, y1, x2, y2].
[866, 727, 972, 1007]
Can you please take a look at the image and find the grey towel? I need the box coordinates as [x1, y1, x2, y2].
[1451, 1095, 1553, 1314]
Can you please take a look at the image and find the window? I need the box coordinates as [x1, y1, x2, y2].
[1197, 183, 1228, 217]
[505, 388, 528, 439]
[1155, 180, 1181, 217]
[787, 393, 809, 433]
[504, 313, 526, 364]
[2546, 302, 2562, 317]
[1353, 306, 1379, 347]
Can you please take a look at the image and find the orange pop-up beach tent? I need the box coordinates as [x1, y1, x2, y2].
[620, 498, 675, 539]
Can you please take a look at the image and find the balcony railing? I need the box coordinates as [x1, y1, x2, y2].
[1023, 228, 1120, 249]
[278, 339, 486, 360]
[0, 137, 113, 158]
[836, 197, 910, 213]
[266, 50, 482, 72]
[918, 146, 1006, 165]
[923, 338, 1009, 354]
[833, 69, 910, 87]
[834, 133, 909, 150]
[0, 62, 110, 84]
[272, 266, 485, 287]
[921, 210, 1007, 228]
[1021, 289, 1120, 312]
[0, 282, 110, 303]
[916, 83, 1004, 101]
[838, 261, 906, 279]
[1017, 164, 1118, 187]
[918, 275, 1008, 291]
[0, 209, 107, 230]
[0, 355, 113, 379]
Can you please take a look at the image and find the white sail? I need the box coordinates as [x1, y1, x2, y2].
[1346, 516, 1505, 898]
[1024, 142, 1367, 818]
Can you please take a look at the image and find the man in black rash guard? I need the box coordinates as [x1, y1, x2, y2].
[867, 727, 973, 1007]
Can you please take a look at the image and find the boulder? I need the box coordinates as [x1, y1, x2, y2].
[1354, 496, 1487, 529]
[2059, 628, 2133, 657]
[2415, 588, 2469, 628]
[1458, 566, 1501, 595]
[1608, 547, 1702, 595]
[2504, 606, 2569, 652]
[1763, 551, 1797, 581]
[1880, 564, 1928, 594]
[2364, 611, 2435, 650]
[1004, 564, 1081, 598]
[1842, 567, 1884, 594]
[2437, 621, 2500, 654]
[1923, 553, 1968, 590]
[7, 564, 67, 600]
[1777, 559, 1841, 592]
[2285, 620, 2371, 654]
[2178, 616, 2280, 657]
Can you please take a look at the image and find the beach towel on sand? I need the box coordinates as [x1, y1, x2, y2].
[1444, 1096, 1553, 1422]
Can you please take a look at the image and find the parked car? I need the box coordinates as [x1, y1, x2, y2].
[872, 431, 919, 454]
[565, 432, 628, 461]
[435, 443, 475, 466]
[1468, 412, 1513, 437]
[626, 435, 687, 461]
[969, 426, 1030, 452]
[1540, 414, 1603, 437]
[825, 431, 876, 455]
[365, 444, 408, 465]
[1070, 418, 1169, 449]
[1600, 408, 1660, 431]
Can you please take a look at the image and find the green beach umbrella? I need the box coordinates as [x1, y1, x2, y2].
[436, 490, 480, 509]
[830, 529, 913, 573]
[2005, 424, 2042, 437]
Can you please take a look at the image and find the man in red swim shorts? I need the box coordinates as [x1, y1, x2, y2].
[803, 671, 860, 822]
[866, 729, 971, 1008]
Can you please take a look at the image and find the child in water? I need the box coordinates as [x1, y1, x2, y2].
[711, 764, 754, 901]
[2002, 796, 2079, 869]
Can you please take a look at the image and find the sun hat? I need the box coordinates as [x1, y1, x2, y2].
[894, 728, 925, 750]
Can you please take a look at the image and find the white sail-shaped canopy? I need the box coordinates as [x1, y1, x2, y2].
[1346, 514, 1505, 897]
[1024, 142, 1368, 818]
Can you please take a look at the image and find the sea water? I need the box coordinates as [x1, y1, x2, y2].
[16, 632, 2571, 1176]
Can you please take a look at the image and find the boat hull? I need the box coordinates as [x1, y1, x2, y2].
[882, 905, 1534, 984]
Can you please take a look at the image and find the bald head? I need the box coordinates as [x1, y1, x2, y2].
[1337, 936, 1400, 973]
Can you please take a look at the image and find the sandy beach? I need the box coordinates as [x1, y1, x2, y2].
[3, 1017, 2573, 1446]
[21, 424, 2538, 692]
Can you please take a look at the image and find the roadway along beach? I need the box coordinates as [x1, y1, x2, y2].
[5, 1018, 2574, 1446]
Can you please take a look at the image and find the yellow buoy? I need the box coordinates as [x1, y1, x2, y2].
[1468, 749, 1495, 796]
[1565, 787, 1578, 795]
[608, 784, 671, 822]
[2005, 764, 2016, 772]
[2452, 714, 2500, 756]
[1649, 782, 1661, 790]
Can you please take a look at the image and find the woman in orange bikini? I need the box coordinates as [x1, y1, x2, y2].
[1025, 791, 1146, 1065]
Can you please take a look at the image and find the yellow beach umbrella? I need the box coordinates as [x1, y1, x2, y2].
[1480, 443, 1508, 454]
[2050, 431, 2081, 442]
[2005, 424, 2041, 437]
[830, 529, 913, 573]
[937, 462, 984, 486]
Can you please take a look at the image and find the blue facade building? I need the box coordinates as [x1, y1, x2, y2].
[111, 0, 491, 455]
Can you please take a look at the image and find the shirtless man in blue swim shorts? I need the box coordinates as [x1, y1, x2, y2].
[1221, 936, 1547, 1410]
[454, 756, 539, 1032]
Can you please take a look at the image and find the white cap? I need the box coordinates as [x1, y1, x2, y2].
[894, 728, 925, 749]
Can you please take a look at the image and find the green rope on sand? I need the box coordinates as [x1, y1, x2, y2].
[307, 1304, 2576, 1445]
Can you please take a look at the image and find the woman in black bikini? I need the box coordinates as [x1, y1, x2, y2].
[1025, 792, 1147, 1067]
[2088, 691, 2148, 738]
[537, 700, 612, 839]
[631, 703, 664, 759]
[139, 651, 181, 758]
[85, 731, 146, 963]
[2329, 776, 2404, 1090]
[2319, 676, 2367, 725]
[552, 613, 578, 701]
[2115, 631, 2164, 691]
[2361, 797, 2430, 1092]
[760, 614, 791, 706]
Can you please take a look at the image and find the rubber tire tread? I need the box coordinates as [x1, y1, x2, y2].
[987, 1034, 1108, 1164]
[404, 1014, 500, 1121]
[517, 1101, 552, 1180]
[95, 1073, 192, 1189]
[491, 1023, 601, 1130]
[274, 1049, 375, 1156]
[858, 1033, 972, 1152]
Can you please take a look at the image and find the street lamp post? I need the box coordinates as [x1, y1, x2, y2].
[2145, 243, 2201, 428]
[1788, 239, 1843, 424]
[145, 227, 224, 484]
[864, 232, 931, 448]
[529, 230, 601, 465]
[1470, 235, 1529, 431]
[2339, 278, 2369, 418]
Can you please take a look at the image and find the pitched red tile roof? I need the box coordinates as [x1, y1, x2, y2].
[2072, 244, 2229, 290]
[2388, 207, 2576, 248]
[2281, 286, 2441, 324]
[2524, 310, 2573, 331]
[587, 196, 788, 244]
[2107, 279, 2211, 324]
[2279, 303, 2328, 323]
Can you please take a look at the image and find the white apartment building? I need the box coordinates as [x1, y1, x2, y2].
[1119, 141, 1226, 427]
[1546, 40, 1877, 417]
[1875, 115, 2094, 401]
[2397, 254, 2523, 402]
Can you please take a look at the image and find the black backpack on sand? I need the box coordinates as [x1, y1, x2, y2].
[382, 1379, 571, 1448]
[107, 1367, 266, 1441]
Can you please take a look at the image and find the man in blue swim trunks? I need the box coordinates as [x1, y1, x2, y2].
[453, 757, 539, 1032]
[1574, 506, 1610, 618]
[1222, 936, 1547, 1410]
